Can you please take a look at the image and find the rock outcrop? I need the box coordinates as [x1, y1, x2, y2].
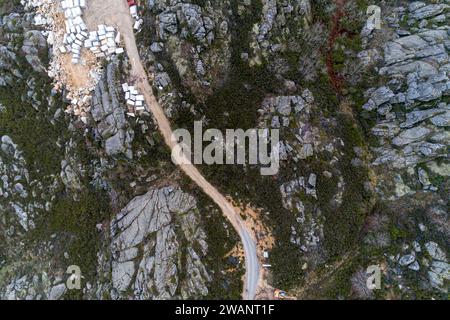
[364, 2, 449, 195]
[358, 1, 449, 295]
[0, 135, 38, 231]
[91, 58, 134, 159]
[91, 57, 134, 159]
[109, 187, 211, 299]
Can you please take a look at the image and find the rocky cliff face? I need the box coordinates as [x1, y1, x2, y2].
[91, 57, 134, 159]
[363, 3, 449, 188]
[355, 1, 449, 296]
[108, 187, 211, 299]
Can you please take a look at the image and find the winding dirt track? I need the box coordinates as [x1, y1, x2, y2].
[84, 0, 260, 299]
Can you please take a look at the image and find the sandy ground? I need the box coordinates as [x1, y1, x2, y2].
[52, 11, 94, 91]
[59, 52, 95, 89]
[82, 0, 265, 300]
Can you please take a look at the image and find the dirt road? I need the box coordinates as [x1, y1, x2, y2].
[84, 0, 260, 299]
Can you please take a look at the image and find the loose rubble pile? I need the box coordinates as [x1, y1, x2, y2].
[122, 82, 146, 116]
